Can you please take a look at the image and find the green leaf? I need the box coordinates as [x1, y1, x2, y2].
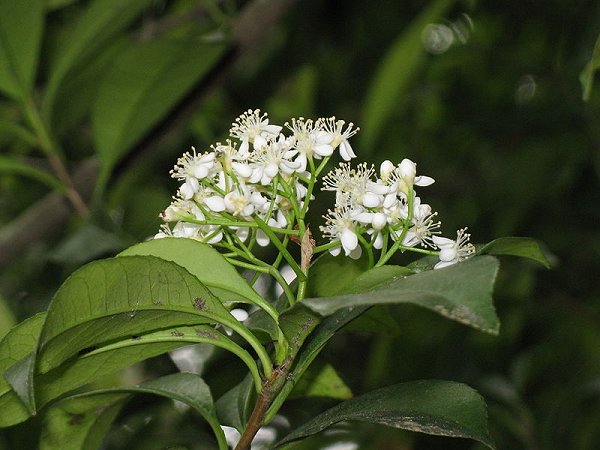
[51, 224, 128, 265]
[36, 324, 262, 408]
[275, 380, 495, 449]
[0, 156, 64, 191]
[279, 305, 320, 354]
[0, 293, 16, 339]
[43, 0, 155, 119]
[290, 362, 352, 400]
[307, 252, 369, 298]
[580, 33, 600, 101]
[216, 373, 256, 432]
[36, 255, 248, 374]
[119, 238, 265, 307]
[0, 313, 45, 427]
[0, 0, 44, 100]
[91, 38, 226, 193]
[303, 256, 501, 335]
[360, 0, 454, 151]
[40, 372, 227, 450]
[478, 237, 551, 268]
[4, 352, 36, 414]
[41, 392, 127, 450]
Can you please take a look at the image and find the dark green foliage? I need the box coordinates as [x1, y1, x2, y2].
[0, 0, 598, 449]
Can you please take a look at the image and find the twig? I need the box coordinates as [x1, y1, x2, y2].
[234, 361, 291, 450]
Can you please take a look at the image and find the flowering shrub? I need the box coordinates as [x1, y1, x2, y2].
[157, 110, 475, 307]
[0, 111, 549, 450]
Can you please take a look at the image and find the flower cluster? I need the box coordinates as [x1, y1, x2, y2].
[319, 158, 475, 268]
[155, 109, 357, 248]
[156, 109, 474, 272]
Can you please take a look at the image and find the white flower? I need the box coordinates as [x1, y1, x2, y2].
[223, 183, 267, 219]
[400, 158, 435, 188]
[171, 147, 217, 181]
[286, 118, 334, 171]
[229, 109, 282, 154]
[432, 228, 475, 269]
[160, 199, 204, 222]
[403, 211, 441, 248]
[381, 159, 435, 197]
[322, 162, 384, 209]
[318, 117, 359, 161]
[248, 134, 300, 185]
[320, 205, 362, 259]
[178, 177, 199, 200]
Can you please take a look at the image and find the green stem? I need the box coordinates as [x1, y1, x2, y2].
[269, 266, 296, 306]
[278, 176, 304, 225]
[87, 331, 263, 393]
[377, 232, 389, 264]
[225, 258, 270, 273]
[313, 240, 340, 254]
[227, 319, 273, 379]
[314, 156, 331, 177]
[181, 217, 301, 236]
[357, 233, 374, 268]
[375, 187, 415, 267]
[254, 215, 306, 281]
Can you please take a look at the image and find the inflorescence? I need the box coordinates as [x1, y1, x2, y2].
[156, 109, 475, 283]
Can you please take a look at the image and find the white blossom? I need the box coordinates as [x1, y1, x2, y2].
[229, 109, 282, 154]
[318, 117, 359, 161]
[322, 162, 383, 209]
[286, 118, 334, 171]
[432, 228, 475, 269]
[320, 205, 362, 259]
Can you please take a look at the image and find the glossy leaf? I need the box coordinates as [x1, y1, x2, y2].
[0, 156, 63, 191]
[91, 39, 226, 193]
[580, 33, 600, 101]
[0, 313, 45, 427]
[40, 373, 227, 450]
[0, 0, 44, 100]
[478, 237, 551, 268]
[303, 256, 501, 335]
[275, 380, 495, 449]
[360, 0, 453, 151]
[42, 392, 127, 450]
[36, 255, 247, 374]
[43, 0, 155, 119]
[290, 363, 352, 400]
[4, 352, 36, 414]
[37, 324, 262, 408]
[216, 373, 256, 432]
[119, 238, 265, 307]
[306, 252, 369, 298]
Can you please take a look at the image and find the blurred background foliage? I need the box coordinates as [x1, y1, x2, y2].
[0, 0, 599, 449]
